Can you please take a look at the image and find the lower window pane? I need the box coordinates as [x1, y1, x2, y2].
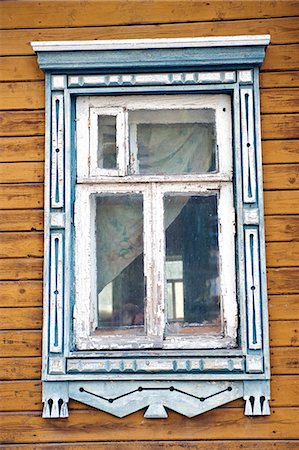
[164, 193, 221, 335]
[95, 194, 144, 333]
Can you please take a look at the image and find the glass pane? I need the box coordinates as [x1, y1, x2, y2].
[95, 194, 144, 333]
[129, 109, 216, 175]
[164, 193, 221, 335]
[97, 115, 117, 169]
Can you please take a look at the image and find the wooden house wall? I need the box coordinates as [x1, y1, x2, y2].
[0, 1, 298, 448]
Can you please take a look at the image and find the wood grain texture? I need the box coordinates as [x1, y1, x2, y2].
[263, 164, 299, 190]
[265, 215, 299, 242]
[261, 114, 299, 140]
[270, 321, 299, 347]
[1, 16, 299, 57]
[267, 267, 299, 294]
[0, 136, 45, 163]
[262, 44, 299, 71]
[0, 331, 41, 357]
[0, 57, 44, 82]
[269, 295, 299, 321]
[0, 184, 43, 209]
[264, 190, 299, 215]
[0, 82, 45, 110]
[2, 0, 299, 29]
[1, 442, 298, 450]
[260, 71, 299, 88]
[0, 307, 42, 330]
[262, 140, 299, 164]
[0, 258, 43, 281]
[0, 111, 44, 137]
[0, 162, 44, 183]
[266, 242, 299, 267]
[0, 407, 298, 443]
[0, 281, 42, 307]
[0, 210, 43, 232]
[261, 88, 299, 113]
[271, 347, 299, 374]
[0, 357, 41, 381]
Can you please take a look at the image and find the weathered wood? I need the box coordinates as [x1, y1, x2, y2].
[0, 307, 42, 330]
[1, 375, 297, 412]
[269, 295, 299, 321]
[263, 164, 299, 190]
[0, 111, 44, 137]
[261, 114, 299, 140]
[0, 331, 41, 357]
[262, 140, 299, 164]
[270, 321, 299, 347]
[262, 44, 299, 71]
[260, 71, 299, 89]
[0, 162, 44, 184]
[265, 215, 299, 242]
[267, 267, 299, 294]
[266, 242, 299, 267]
[0, 136, 45, 163]
[0, 184, 43, 209]
[264, 190, 299, 215]
[0, 210, 43, 232]
[0, 281, 42, 307]
[0, 357, 41, 380]
[271, 347, 299, 374]
[2, 16, 299, 56]
[0, 258, 43, 281]
[0, 82, 45, 110]
[261, 88, 299, 114]
[2, 1, 299, 29]
[1, 442, 298, 450]
[0, 57, 44, 82]
[0, 407, 298, 443]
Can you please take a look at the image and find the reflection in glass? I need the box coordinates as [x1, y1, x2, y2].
[129, 109, 216, 175]
[164, 194, 220, 335]
[96, 194, 144, 333]
[97, 115, 117, 169]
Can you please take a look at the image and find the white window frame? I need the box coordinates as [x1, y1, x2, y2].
[74, 93, 237, 350]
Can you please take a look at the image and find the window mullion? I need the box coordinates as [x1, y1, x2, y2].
[116, 108, 128, 176]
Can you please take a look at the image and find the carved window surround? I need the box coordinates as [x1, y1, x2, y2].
[32, 35, 271, 419]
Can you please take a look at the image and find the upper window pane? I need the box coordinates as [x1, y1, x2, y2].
[129, 109, 216, 175]
[97, 115, 117, 169]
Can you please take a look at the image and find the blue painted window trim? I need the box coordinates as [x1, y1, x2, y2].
[33, 36, 271, 419]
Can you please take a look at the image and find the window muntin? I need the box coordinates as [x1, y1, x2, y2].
[75, 94, 236, 351]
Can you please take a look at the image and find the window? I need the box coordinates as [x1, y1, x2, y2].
[32, 36, 271, 419]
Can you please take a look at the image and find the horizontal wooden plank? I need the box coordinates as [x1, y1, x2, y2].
[266, 242, 299, 267]
[270, 321, 299, 347]
[1, 232, 44, 260]
[2, 0, 299, 30]
[1, 375, 298, 413]
[0, 357, 41, 381]
[0, 82, 45, 110]
[0, 162, 44, 183]
[269, 295, 299, 321]
[260, 71, 299, 89]
[262, 114, 299, 140]
[0, 210, 43, 232]
[0, 57, 43, 83]
[263, 164, 299, 190]
[261, 88, 299, 114]
[267, 267, 299, 294]
[264, 190, 299, 215]
[1, 16, 299, 56]
[271, 347, 299, 374]
[0, 184, 43, 209]
[0, 258, 43, 281]
[265, 215, 299, 242]
[0, 136, 45, 163]
[0, 407, 298, 443]
[0, 331, 41, 357]
[263, 44, 299, 71]
[0, 111, 44, 137]
[0, 281, 42, 307]
[0, 307, 42, 330]
[1, 442, 299, 450]
[262, 140, 299, 164]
